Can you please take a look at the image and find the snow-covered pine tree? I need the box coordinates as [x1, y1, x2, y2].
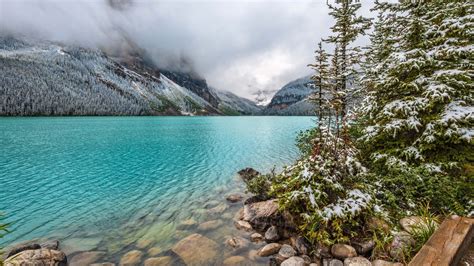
[308, 41, 330, 133]
[360, 0, 473, 214]
[268, 1, 374, 245]
[325, 0, 371, 119]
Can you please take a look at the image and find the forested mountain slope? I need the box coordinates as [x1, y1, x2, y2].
[0, 36, 261, 116]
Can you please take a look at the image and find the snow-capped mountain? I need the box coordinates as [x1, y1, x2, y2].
[0, 36, 260, 116]
[263, 76, 315, 115]
[211, 88, 263, 115]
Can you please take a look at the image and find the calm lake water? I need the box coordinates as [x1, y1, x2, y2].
[0, 116, 313, 264]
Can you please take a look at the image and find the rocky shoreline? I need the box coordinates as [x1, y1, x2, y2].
[2, 168, 429, 266]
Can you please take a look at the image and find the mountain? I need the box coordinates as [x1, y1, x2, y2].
[211, 89, 263, 115]
[0, 36, 260, 116]
[263, 76, 315, 115]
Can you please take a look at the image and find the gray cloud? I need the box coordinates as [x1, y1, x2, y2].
[0, 0, 377, 101]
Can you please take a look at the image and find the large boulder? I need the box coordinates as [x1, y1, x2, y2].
[343, 256, 371, 266]
[70, 251, 106, 266]
[238, 168, 260, 181]
[243, 199, 279, 230]
[4, 248, 67, 266]
[258, 243, 282, 257]
[331, 244, 357, 260]
[281, 256, 305, 266]
[172, 233, 218, 265]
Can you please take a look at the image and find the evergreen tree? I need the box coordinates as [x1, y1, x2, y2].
[325, 0, 371, 119]
[360, 0, 473, 213]
[308, 41, 330, 134]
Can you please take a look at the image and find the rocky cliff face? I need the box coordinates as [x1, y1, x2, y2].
[264, 76, 315, 115]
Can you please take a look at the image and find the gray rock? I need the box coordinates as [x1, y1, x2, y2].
[291, 236, 311, 255]
[258, 243, 282, 257]
[4, 248, 67, 266]
[331, 244, 357, 259]
[234, 220, 253, 231]
[238, 168, 260, 181]
[243, 199, 279, 230]
[279, 244, 297, 259]
[301, 255, 312, 264]
[351, 240, 375, 254]
[226, 194, 244, 203]
[4, 243, 41, 259]
[343, 256, 371, 266]
[265, 225, 280, 242]
[40, 240, 59, 250]
[371, 260, 404, 266]
[90, 263, 115, 266]
[225, 236, 250, 250]
[399, 216, 424, 233]
[323, 259, 344, 266]
[389, 231, 415, 260]
[250, 233, 264, 242]
[281, 256, 305, 266]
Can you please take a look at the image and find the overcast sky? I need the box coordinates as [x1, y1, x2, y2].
[0, 0, 376, 102]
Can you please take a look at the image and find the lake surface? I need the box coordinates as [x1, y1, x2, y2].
[0, 116, 313, 264]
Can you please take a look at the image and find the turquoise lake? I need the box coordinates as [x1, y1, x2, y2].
[0, 116, 313, 264]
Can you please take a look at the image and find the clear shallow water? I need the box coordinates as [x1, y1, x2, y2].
[0, 116, 313, 264]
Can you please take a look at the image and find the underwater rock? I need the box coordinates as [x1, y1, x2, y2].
[225, 236, 250, 250]
[120, 250, 143, 266]
[70, 251, 106, 266]
[226, 194, 244, 203]
[198, 219, 223, 231]
[223, 255, 246, 265]
[171, 233, 218, 265]
[143, 256, 173, 266]
[238, 168, 260, 181]
[40, 240, 60, 250]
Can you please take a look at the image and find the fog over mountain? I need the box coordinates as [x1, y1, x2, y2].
[0, 0, 376, 101]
